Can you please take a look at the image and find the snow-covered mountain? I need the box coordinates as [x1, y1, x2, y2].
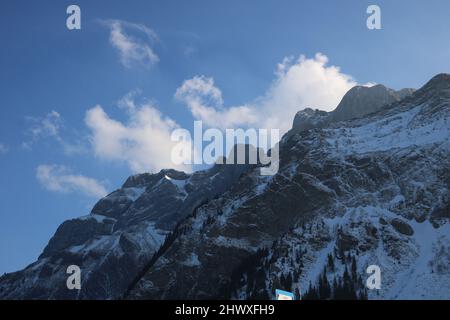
[1, 74, 449, 300]
[0, 163, 252, 299]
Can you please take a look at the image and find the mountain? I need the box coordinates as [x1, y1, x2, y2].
[0, 162, 252, 299]
[287, 84, 415, 137]
[1, 74, 449, 300]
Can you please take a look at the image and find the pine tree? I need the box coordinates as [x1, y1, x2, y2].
[285, 272, 293, 291]
[358, 288, 368, 300]
[280, 273, 286, 289]
[343, 266, 350, 284]
[351, 255, 357, 281]
[255, 268, 266, 290]
[304, 282, 319, 300]
[296, 250, 301, 264]
[338, 245, 345, 261]
[318, 275, 324, 299]
[319, 271, 330, 299]
[327, 253, 335, 272]
[304, 282, 312, 300]
[332, 277, 339, 299]
[295, 288, 301, 300]
[341, 266, 355, 300]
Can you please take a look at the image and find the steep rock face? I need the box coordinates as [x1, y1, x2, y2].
[292, 108, 329, 132]
[127, 74, 449, 299]
[331, 84, 414, 122]
[0, 163, 252, 299]
[0, 74, 448, 300]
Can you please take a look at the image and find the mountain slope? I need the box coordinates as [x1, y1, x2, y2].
[0, 74, 449, 300]
[0, 163, 252, 299]
[127, 74, 449, 299]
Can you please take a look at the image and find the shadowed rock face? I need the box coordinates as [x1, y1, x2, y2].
[0, 161, 253, 299]
[390, 218, 414, 236]
[127, 74, 450, 300]
[291, 108, 329, 132]
[330, 84, 414, 122]
[0, 74, 449, 300]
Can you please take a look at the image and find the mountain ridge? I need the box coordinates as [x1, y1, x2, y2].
[1, 73, 449, 300]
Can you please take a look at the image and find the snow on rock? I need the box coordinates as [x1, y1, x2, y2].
[325, 105, 450, 155]
[123, 187, 146, 201]
[181, 253, 201, 267]
[1, 73, 449, 300]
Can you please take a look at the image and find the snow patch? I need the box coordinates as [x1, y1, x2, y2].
[123, 187, 146, 201]
[164, 175, 188, 197]
[326, 105, 450, 155]
[181, 253, 201, 267]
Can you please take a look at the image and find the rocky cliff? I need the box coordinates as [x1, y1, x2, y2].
[1, 74, 448, 300]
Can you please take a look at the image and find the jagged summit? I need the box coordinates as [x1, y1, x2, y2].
[288, 74, 445, 136]
[411, 73, 450, 100]
[283, 108, 329, 141]
[330, 84, 414, 122]
[285, 83, 410, 138]
[424, 72, 450, 87]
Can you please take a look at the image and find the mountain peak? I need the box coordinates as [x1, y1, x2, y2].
[429, 72, 450, 82]
[420, 73, 450, 92]
[291, 108, 329, 132]
[403, 73, 450, 111]
[330, 84, 411, 122]
[287, 83, 415, 136]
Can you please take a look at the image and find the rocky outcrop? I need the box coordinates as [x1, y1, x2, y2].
[331, 84, 414, 122]
[287, 84, 415, 139]
[390, 218, 414, 236]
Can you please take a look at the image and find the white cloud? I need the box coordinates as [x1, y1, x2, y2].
[175, 75, 258, 128]
[182, 45, 197, 57]
[176, 53, 358, 135]
[22, 110, 86, 155]
[59, 53, 361, 176]
[85, 93, 192, 173]
[36, 164, 108, 198]
[103, 19, 159, 68]
[0, 143, 8, 154]
[23, 110, 62, 149]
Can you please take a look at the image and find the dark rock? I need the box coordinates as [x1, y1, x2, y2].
[390, 218, 414, 236]
[337, 232, 359, 252]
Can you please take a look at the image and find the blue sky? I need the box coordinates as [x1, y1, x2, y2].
[1, 0, 450, 274]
